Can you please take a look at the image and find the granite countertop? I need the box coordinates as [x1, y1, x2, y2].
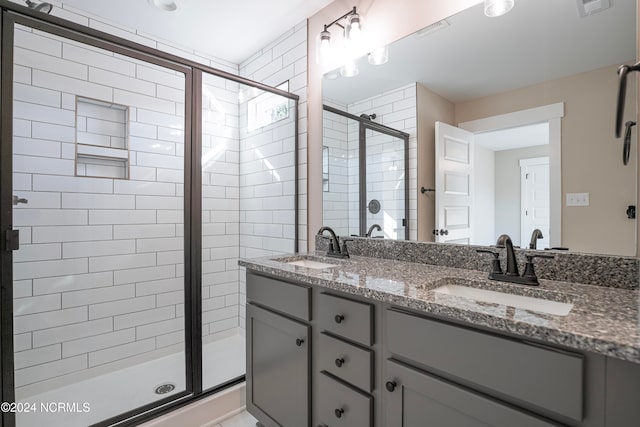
[239, 252, 640, 364]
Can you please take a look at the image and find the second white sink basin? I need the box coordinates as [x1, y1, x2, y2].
[433, 284, 573, 316]
[287, 259, 338, 269]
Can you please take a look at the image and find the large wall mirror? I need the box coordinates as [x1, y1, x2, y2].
[322, 0, 637, 256]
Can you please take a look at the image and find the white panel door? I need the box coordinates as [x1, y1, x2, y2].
[435, 122, 474, 244]
[520, 157, 550, 249]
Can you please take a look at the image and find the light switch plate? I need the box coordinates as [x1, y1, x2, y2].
[566, 192, 590, 206]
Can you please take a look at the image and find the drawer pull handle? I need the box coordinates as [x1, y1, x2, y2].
[334, 314, 345, 324]
[295, 338, 305, 347]
[334, 408, 344, 418]
[385, 381, 397, 392]
[335, 358, 345, 367]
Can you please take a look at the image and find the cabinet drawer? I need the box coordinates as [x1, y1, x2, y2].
[317, 372, 372, 427]
[385, 359, 560, 427]
[247, 272, 311, 321]
[318, 293, 373, 346]
[386, 308, 583, 421]
[318, 332, 373, 392]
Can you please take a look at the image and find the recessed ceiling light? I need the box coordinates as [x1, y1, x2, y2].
[148, 0, 180, 12]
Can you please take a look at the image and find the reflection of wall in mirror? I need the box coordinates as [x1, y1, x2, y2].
[453, 63, 636, 256]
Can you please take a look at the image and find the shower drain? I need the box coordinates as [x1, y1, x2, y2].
[154, 383, 176, 395]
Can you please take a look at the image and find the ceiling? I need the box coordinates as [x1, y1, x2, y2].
[57, 0, 334, 64]
[323, 0, 636, 104]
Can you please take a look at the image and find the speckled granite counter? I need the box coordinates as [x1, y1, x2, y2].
[239, 252, 640, 364]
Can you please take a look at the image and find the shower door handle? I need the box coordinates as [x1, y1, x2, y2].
[5, 229, 19, 251]
[616, 62, 640, 138]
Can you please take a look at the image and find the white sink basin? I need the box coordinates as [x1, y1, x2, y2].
[433, 284, 573, 316]
[287, 259, 337, 269]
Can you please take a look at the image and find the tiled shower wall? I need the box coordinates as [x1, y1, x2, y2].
[8, 0, 304, 395]
[200, 73, 242, 341]
[237, 21, 307, 328]
[12, 25, 188, 395]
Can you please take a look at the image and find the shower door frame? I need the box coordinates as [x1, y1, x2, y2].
[0, 2, 300, 427]
[323, 104, 410, 239]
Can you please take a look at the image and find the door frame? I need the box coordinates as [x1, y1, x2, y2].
[519, 156, 550, 247]
[458, 103, 563, 248]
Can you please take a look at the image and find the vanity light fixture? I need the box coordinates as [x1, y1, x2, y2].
[316, 6, 378, 74]
[484, 0, 515, 17]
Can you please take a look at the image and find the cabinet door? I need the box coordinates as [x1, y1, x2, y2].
[247, 303, 310, 427]
[384, 359, 559, 427]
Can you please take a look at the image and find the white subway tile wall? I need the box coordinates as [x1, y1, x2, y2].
[12, 24, 187, 394]
[322, 100, 350, 236]
[200, 72, 241, 348]
[237, 21, 307, 330]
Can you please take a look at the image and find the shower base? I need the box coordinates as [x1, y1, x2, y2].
[15, 332, 245, 427]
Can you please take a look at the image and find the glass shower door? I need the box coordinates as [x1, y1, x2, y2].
[9, 22, 189, 427]
[362, 124, 408, 240]
[200, 72, 297, 391]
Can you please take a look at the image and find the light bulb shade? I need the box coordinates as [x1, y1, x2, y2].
[345, 13, 363, 42]
[340, 60, 359, 78]
[316, 30, 332, 66]
[484, 0, 514, 17]
[368, 46, 389, 65]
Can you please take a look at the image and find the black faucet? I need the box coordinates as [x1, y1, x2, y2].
[366, 224, 382, 237]
[476, 234, 554, 286]
[317, 226, 351, 258]
[529, 229, 544, 250]
[496, 234, 519, 276]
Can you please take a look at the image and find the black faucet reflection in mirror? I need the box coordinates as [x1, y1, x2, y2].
[366, 224, 382, 237]
[529, 229, 544, 250]
[317, 226, 351, 258]
[476, 234, 555, 286]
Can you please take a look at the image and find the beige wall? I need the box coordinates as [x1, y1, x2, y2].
[455, 64, 637, 255]
[416, 83, 455, 241]
[307, 0, 482, 249]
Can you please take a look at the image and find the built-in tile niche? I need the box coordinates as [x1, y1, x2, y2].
[75, 97, 130, 179]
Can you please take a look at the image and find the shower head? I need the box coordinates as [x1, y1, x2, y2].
[359, 113, 376, 121]
[24, 0, 53, 14]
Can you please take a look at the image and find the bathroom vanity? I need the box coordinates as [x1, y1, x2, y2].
[240, 249, 640, 427]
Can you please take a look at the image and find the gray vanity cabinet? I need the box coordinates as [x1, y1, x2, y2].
[246, 273, 311, 427]
[382, 306, 609, 427]
[605, 357, 640, 426]
[384, 358, 559, 427]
